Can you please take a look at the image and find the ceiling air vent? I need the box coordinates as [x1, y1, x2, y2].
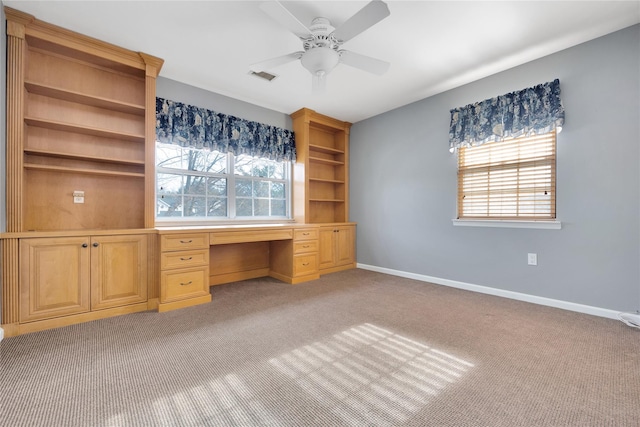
[250, 70, 277, 82]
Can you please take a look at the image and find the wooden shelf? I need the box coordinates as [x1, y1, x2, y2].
[309, 198, 345, 203]
[24, 163, 145, 178]
[25, 81, 145, 116]
[24, 117, 145, 143]
[310, 178, 345, 184]
[309, 144, 345, 155]
[24, 148, 145, 166]
[309, 156, 345, 166]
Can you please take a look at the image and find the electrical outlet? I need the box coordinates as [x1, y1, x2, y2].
[73, 190, 85, 204]
[528, 253, 537, 266]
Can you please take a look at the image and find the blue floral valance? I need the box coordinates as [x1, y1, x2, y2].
[156, 97, 296, 162]
[448, 79, 564, 152]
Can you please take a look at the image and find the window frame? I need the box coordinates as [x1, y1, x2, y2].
[155, 142, 293, 225]
[455, 130, 560, 228]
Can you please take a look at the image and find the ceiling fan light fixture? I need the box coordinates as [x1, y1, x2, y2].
[300, 47, 340, 77]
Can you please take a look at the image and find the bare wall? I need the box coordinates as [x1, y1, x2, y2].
[350, 25, 640, 313]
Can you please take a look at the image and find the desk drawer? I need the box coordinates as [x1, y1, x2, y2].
[161, 249, 209, 270]
[294, 228, 318, 241]
[293, 254, 318, 277]
[210, 229, 293, 245]
[161, 234, 209, 252]
[161, 267, 209, 302]
[294, 240, 318, 254]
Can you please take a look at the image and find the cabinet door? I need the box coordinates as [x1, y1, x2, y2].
[91, 234, 148, 310]
[318, 227, 337, 269]
[335, 226, 355, 266]
[20, 237, 90, 322]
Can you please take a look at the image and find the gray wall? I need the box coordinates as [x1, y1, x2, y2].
[350, 25, 640, 312]
[157, 77, 292, 131]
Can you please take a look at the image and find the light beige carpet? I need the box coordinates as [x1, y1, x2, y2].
[1, 268, 638, 426]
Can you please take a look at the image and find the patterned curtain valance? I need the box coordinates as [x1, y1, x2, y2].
[156, 97, 296, 162]
[448, 79, 564, 152]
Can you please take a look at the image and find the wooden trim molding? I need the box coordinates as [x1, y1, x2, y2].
[144, 74, 158, 229]
[1, 238, 20, 325]
[5, 22, 26, 232]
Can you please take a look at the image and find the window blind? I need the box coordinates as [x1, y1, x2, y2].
[457, 131, 556, 220]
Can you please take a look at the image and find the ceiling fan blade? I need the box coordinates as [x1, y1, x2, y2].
[250, 52, 304, 71]
[259, 1, 313, 39]
[332, 0, 390, 43]
[339, 50, 390, 75]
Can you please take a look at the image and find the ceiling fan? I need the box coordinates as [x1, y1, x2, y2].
[251, 0, 391, 91]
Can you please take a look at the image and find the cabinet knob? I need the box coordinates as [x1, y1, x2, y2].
[82, 243, 88, 248]
[92, 242, 99, 247]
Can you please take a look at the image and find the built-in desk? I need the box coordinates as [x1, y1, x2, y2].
[156, 224, 334, 312]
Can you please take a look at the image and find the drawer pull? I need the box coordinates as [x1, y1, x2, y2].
[302, 232, 310, 236]
[302, 245, 310, 248]
[302, 262, 310, 266]
[180, 240, 193, 244]
[180, 281, 193, 286]
[180, 257, 193, 261]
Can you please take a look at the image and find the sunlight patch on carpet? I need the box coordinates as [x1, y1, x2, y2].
[269, 323, 474, 425]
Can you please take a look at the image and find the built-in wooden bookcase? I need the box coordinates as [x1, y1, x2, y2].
[291, 108, 352, 224]
[2, 7, 163, 337]
[5, 7, 162, 232]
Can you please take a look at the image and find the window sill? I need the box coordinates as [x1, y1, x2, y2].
[452, 219, 562, 229]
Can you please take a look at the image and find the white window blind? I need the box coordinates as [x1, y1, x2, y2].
[457, 131, 556, 220]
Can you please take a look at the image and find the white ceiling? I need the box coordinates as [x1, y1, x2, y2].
[4, 1, 640, 123]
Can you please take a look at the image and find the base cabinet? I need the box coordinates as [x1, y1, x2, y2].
[269, 226, 320, 284]
[318, 224, 356, 274]
[90, 235, 148, 310]
[158, 233, 211, 312]
[19, 234, 148, 323]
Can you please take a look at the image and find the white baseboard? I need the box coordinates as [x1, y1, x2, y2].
[0, 326, 4, 342]
[357, 263, 621, 320]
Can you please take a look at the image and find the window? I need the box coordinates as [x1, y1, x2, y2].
[156, 142, 291, 221]
[457, 131, 556, 220]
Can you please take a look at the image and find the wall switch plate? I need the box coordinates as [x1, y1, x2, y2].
[528, 253, 538, 266]
[73, 190, 85, 204]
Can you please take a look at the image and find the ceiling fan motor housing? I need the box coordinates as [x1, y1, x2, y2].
[303, 17, 339, 50]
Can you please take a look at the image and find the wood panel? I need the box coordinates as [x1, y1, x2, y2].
[146, 232, 159, 301]
[90, 234, 148, 310]
[25, 48, 145, 105]
[210, 242, 270, 276]
[19, 236, 90, 323]
[26, 93, 145, 136]
[24, 171, 145, 231]
[25, 126, 145, 164]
